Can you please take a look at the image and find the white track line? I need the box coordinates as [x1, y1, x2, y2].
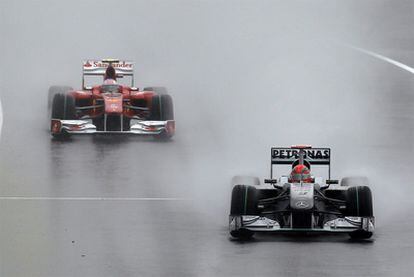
[0, 197, 187, 201]
[349, 45, 414, 74]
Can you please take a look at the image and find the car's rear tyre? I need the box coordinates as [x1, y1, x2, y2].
[144, 86, 168, 95]
[231, 176, 260, 187]
[230, 185, 258, 239]
[345, 186, 373, 217]
[341, 176, 369, 187]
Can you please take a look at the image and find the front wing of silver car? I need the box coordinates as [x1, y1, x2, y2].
[229, 215, 375, 233]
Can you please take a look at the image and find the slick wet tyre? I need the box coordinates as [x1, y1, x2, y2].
[231, 176, 260, 187]
[345, 186, 373, 217]
[230, 185, 259, 216]
[143, 86, 168, 95]
[230, 185, 258, 239]
[349, 230, 373, 239]
[51, 93, 76, 120]
[230, 229, 254, 240]
[345, 186, 374, 239]
[48, 86, 73, 111]
[340, 176, 369, 187]
[149, 94, 174, 121]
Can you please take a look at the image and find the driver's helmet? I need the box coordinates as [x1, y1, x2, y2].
[289, 164, 312, 183]
[104, 65, 117, 82]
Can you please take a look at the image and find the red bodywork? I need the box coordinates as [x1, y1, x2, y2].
[69, 85, 155, 119]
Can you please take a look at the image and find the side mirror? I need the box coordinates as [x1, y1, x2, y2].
[264, 179, 278, 184]
[326, 179, 339, 185]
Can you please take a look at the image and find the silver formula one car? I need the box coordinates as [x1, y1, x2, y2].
[229, 145, 374, 240]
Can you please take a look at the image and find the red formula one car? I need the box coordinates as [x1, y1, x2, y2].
[48, 59, 175, 138]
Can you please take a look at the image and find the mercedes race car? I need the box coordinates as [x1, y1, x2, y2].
[229, 145, 375, 240]
[48, 59, 174, 138]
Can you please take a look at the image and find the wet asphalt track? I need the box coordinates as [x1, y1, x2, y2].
[2, 1, 414, 276]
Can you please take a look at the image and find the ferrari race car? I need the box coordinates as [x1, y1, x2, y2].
[229, 145, 375, 240]
[48, 59, 174, 138]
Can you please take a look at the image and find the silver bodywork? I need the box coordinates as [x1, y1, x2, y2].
[230, 146, 375, 237]
[229, 181, 375, 235]
[229, 215, 375, 233]
[290, 182, 314, 210]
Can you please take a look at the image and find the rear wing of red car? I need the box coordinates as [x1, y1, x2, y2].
[82, 59, 134, 88]
[270, 145, 331, 179]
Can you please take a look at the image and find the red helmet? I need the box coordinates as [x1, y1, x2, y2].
[289, 164, 312, 183]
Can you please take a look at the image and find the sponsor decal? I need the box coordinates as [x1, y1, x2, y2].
[271, 148, 330, 164]
[295, 201, 310, 208]
[84, 61, 92, 67]
[83, 60, 133, 70]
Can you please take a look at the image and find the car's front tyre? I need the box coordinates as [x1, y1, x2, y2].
[345, 186, 374, 239]
[229, 184, 258, 239]
[149, 93, 174, 140]
[51, 93, 76, 137]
